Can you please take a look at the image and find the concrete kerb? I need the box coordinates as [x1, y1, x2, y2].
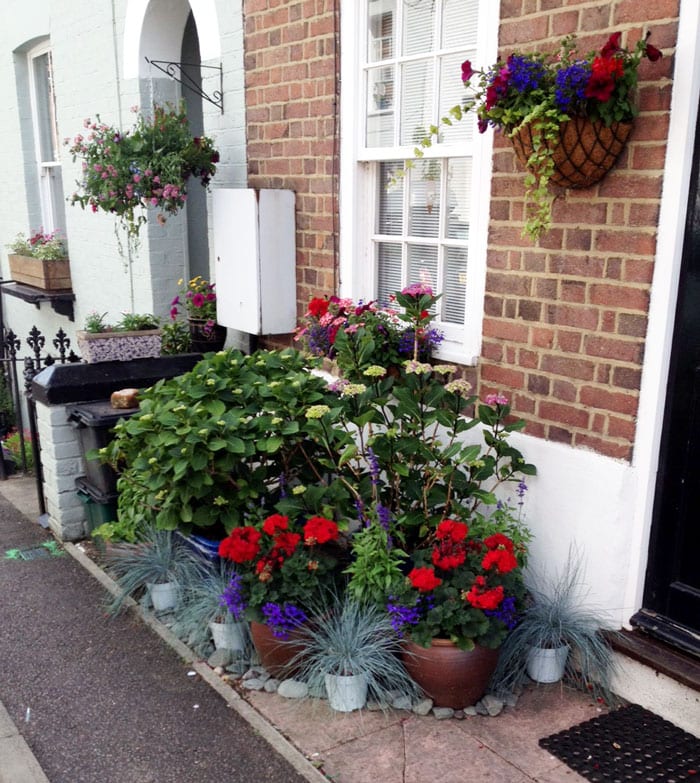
[63, 543, 328, 783]
[0, 702, 50, 783]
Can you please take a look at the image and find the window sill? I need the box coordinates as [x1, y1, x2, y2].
[0, 281, 75, 321]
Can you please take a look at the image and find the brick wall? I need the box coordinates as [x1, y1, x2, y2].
[479, 0, 680, 461]
[243, 0, 680, 462]
[242, 0, 339, 341]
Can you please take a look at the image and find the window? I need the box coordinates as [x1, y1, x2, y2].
[27, 43, 65, 234]
[340, 0, 498, 363]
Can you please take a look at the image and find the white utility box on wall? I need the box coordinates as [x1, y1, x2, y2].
[213, 188, 296, 335]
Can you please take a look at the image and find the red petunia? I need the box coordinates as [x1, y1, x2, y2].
[303, 516, 339, 545]
[482, 548, 518, 574]
[218, 526, 262, 563]
[645, 42, 662, 62]
[436, 519, 469, 543]
[262, 513, 289, 536]
[408, 566, 442, 592]
[600, 32, 622, 59]
[461, 59, 474, 83]
[307, 297, 329, 318]
[585, 55, 624, 102]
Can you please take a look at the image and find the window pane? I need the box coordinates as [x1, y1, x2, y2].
[378, 162, 404, 235]
[443, 246, 467, 324]
[400, 59, 433, 145]
[407, 244, 438, 293]
[402, 2, 435, 56]
[441, 0, 480, 49]
[33, 52, 58, 163]
[446, 157, 470, 240]
[377, 242, 403, 305]
[438, 51, 473, 145]
[367, 0, 395, 63]
[408, 160, 440, 238]
[366, 66, 395, 146]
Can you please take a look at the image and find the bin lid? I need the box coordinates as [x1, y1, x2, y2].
[67, 400, 139, 427]
[75, 475, 118, 503]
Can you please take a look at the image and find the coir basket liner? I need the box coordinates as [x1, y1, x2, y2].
[510, 117, 633, 189]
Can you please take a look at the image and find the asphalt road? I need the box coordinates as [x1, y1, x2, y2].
[0, 492, 308, 783]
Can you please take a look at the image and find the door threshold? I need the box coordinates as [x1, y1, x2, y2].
[610, 627, 700, 693]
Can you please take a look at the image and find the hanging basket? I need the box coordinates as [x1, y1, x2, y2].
[510, 117, 633, 189]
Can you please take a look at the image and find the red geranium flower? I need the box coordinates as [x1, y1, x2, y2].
[307, 297, 329, 318]
[482, 548, 518, 574]
[271, 531, 301, 558]
[218, 527, 262, 563]
[262, 513, 289, 536]
[484, 533, 514, 552]
[465, 576, 504, 610]
[436, 519, 469, 543]
[303, 516, 339, 545]
[408, 566, 442, 592]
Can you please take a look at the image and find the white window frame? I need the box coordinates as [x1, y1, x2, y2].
[27, 42, 63, 233]
[339, 0, 499, 364]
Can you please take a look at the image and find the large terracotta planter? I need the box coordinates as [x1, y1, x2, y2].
[401, 638, 499, 708]
[77, 329, 162, 363]
[8, 254, 72, 290]
[510, 117, 633, 189]
[249, 620, 304, 678]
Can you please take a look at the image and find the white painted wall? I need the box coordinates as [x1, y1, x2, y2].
[0, 0, 247, 349]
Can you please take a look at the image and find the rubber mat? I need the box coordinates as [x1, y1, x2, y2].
[539, 703, 700, 782]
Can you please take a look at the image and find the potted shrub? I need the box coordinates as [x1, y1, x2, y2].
[105, 525, 208, 614]
[169, 276, 226, 353]
[490, 548, 619, 702]
[217, 512, 345, 676]
[387, 517, 529, 709]
[294, 284, 444, 381]
[406, 31, 663, 241]
[171, 561, 248, 654]
[288, 592, 420, 712]
[77, 311, 162, 363]
[6, 230, 71, 290]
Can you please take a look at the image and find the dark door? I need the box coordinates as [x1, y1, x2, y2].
[637, 106, 700, 657]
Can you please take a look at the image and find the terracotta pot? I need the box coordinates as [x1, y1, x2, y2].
[188, 319, 227, 353]
[249, 620, 305, 678]
[401, 638, 499, 709]
[8, 254, 72, 290]
[510, 117, 633, 189]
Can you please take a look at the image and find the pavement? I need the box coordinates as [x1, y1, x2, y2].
[0, 475, 598, 783]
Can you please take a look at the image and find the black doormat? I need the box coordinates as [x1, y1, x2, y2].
[539, 703, 700, 782]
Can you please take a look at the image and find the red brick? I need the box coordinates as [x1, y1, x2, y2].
[589, 284, 649, 311]
[584, 335, 643, 363]
[541, 354, 595, 380]
[480, 363, 526, 391]
[538, 401, 590, 428]
[546, 304, 599, 330]
[580, 386, 639, 416]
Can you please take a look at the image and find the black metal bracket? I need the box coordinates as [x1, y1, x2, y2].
[0, 281, 75, 322]
[145, 58, 223, 113]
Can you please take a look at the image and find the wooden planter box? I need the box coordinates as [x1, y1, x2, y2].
[76, 330, 162, 363]
[8, 254, 72, 290]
